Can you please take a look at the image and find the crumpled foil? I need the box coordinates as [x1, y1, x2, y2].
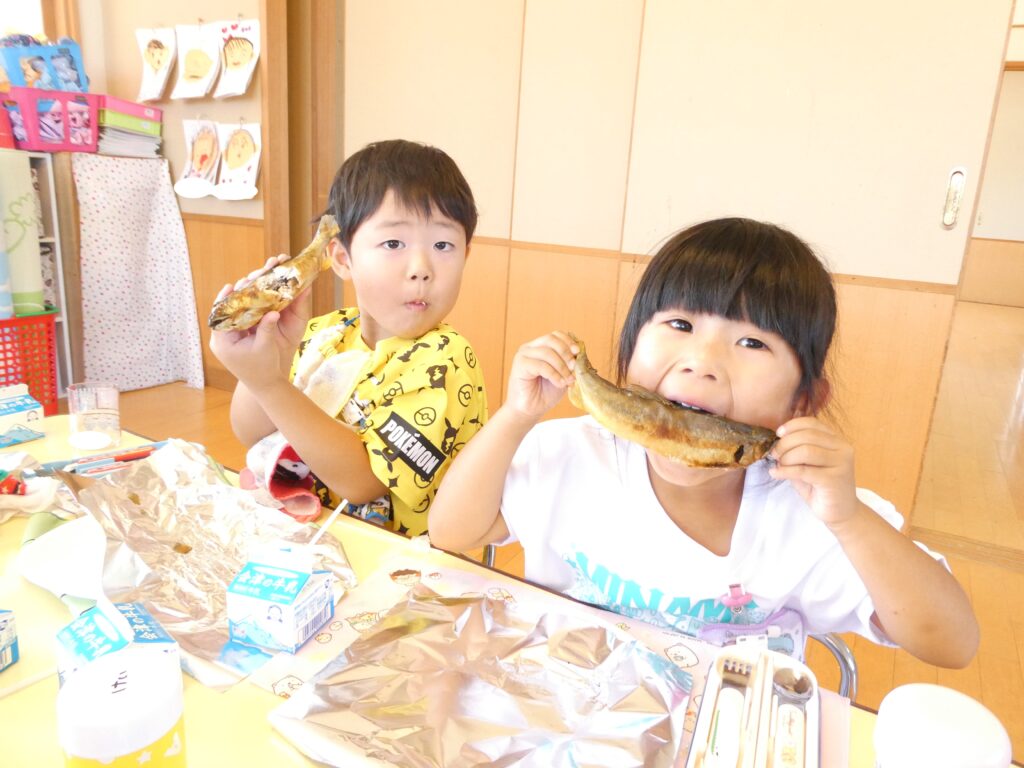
[270, 584, 691, 767]
[64, 439, 357, 688]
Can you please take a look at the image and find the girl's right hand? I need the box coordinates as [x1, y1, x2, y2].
[504, 331, 578, 422]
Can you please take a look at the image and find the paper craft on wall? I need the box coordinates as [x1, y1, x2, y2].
[213, 19, 260, 99]
[213, 122, 261, 200]
[135, 27, 176, 102]
[173, 119, 220, 198]
[170, 23, 221, 100]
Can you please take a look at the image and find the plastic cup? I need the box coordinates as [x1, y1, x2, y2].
[67, 383, 120, 451]
[57, 647, 186, 766]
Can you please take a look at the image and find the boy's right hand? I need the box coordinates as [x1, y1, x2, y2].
[504, 331, 578, 422]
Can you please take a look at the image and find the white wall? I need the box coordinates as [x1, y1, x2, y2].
[345, 0, 1012, 284]
[0, 0, 43, 38]
[974, 72, 1024, 241]
[623, 0, 1011, 284]
[1008, 27, 1024, 61]
[344, 0, 524, 239]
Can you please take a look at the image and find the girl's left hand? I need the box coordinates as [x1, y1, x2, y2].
[768, 416, 859, 527]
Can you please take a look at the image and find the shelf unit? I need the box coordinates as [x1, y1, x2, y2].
[29, 152, 74, 396]
[0, 149, 75, 396]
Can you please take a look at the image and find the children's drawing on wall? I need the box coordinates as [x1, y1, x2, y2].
[213, 19, 260, 99]
[173, 119, 220, 198]
[213, 122, 261, 200]
[170, 23, 222, 100]
[136, 27, 176, 102]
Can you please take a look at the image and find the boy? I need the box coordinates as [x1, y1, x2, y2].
[210, 139, 487, 536]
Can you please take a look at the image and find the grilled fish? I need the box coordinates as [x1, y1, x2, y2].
[208, 215, 341, 331]
[567, 334, 777, 467]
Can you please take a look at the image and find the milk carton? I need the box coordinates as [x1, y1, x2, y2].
[56, 601, 179, 685]
[227, 558, 334, 654]
[0, 384, 44, 448]
[0, 609, 18, 672]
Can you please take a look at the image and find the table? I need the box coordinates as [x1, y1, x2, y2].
[1, 417, 880, 766]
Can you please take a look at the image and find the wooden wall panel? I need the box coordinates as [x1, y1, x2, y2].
[183, 215, 265, 390]
[831, 282, 955, 517]
[960, 239, 1024, 308]
[503, 250, 620, 419]
[445, 242, 511, 413]
[511, 0, 643, 250]
[344, 0, 524, 239]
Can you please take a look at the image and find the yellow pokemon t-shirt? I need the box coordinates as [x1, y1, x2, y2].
[291, 309, 488, 537]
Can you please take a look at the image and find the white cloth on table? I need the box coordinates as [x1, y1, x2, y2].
[72, 153, 204, 390]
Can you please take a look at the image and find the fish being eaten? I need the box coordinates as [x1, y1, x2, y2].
[567, 334, 777, 468]
[207, 214, 341, 331]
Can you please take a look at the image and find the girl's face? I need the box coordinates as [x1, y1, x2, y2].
[625, 309, 805, 484]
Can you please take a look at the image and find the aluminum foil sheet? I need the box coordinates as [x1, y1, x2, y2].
[271, 584, 691, 767]
[64, 439, 357, 688]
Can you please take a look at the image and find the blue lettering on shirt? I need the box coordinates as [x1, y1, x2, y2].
[566, 551, 763, 635]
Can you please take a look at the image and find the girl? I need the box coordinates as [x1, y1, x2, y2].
[430, 217, 977, 668]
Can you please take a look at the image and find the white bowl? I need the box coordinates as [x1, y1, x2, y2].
[874, 683, 1011, 768]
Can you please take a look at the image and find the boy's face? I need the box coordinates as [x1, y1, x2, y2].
[330, 190, 468, 347]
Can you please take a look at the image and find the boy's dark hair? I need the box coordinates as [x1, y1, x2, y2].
[617, 218, 837, 404]
[322, 139, 478, 250]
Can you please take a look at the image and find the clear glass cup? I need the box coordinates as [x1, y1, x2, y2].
[67, 382, 120, 451]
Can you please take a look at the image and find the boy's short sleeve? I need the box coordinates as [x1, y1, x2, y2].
[356, 330, 488, 535]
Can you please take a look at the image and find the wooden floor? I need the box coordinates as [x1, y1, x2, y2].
[119, 300, 1024, 760]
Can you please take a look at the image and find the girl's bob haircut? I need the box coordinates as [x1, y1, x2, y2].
[617, 217, 837, 405]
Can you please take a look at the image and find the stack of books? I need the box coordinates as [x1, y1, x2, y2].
[96, 95, 162, 158]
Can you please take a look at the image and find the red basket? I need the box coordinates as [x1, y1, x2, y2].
[2, 86, 99, 152]
[0, 312, 58, 415]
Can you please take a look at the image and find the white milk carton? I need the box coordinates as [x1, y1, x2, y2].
[227, 558, 334, 654]
[56, 601, 179, 685]
[0, 384, 44, 448]
[0, 608, 18, 672]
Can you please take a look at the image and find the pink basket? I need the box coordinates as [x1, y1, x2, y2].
[2, 86, 99, 152]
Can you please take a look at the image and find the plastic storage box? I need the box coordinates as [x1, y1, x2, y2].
[2, 87, 99, 152]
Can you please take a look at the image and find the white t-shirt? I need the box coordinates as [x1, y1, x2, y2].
[501, 416, 942, 651]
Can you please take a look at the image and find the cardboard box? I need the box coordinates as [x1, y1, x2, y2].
[56, 602, 179, 685]
[0, 609, 19, 672]
[0, 384, 44, 449]
[227, 562, 334, 654]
